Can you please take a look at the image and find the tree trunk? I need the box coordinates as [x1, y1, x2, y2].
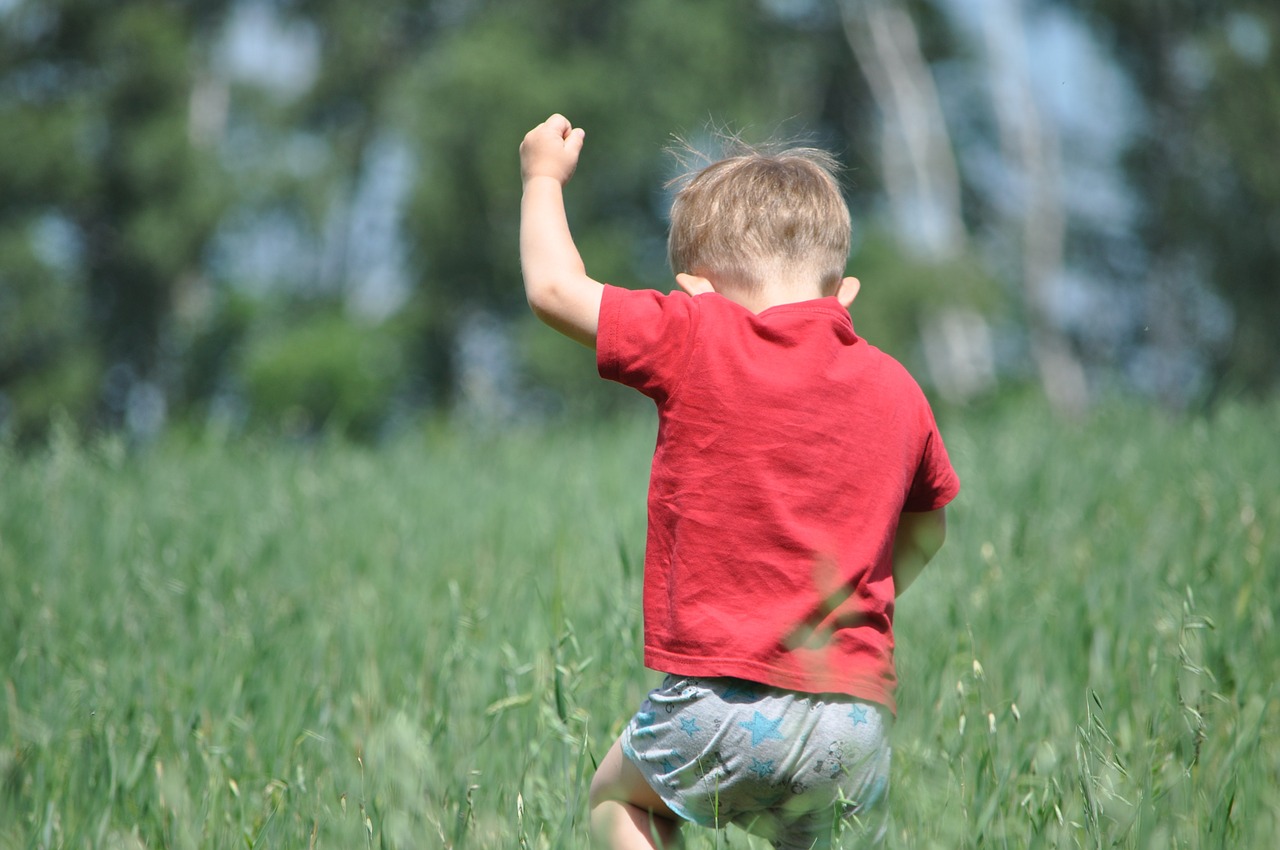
[980, 0, 1090, 415]
[837, 0, 966, 259]
[837, 0, 995, 402]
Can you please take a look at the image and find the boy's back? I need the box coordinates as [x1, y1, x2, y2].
[598, 285, 958, 710]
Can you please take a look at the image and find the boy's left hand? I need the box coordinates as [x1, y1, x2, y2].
[520, 114, 586, 186]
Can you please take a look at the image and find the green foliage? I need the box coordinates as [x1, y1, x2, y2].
[3, 0, 1277, 443]
[173, 290, 258, 416]
[1, 399, 1277, 847]
[0, 223, 99, 441]
[1080, 1, 1280, 396]
[515, 314, 642, 417]
[0, 0, 232, 435]
[389, 0, 849, 325]
[1188, 8, 1280, 395]
[848, 228, 1008, 367]
[1, 347, 100, 444]
[238, 310, 405, 439]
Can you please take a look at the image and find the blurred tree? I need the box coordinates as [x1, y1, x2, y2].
[1074, 0, 1280, 401]
[977, 0, 1088, 413]
[0, 0, 231, 438]
[387, 0, 853, 407]
[7, 0, 1270, 440]
[239, 307, 404, 439]
[836, 0, 1006, 404]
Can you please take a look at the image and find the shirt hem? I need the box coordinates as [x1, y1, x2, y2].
[644, 647, 897, 715]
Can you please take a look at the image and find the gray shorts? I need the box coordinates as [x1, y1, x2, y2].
[621, 675, 891, 849]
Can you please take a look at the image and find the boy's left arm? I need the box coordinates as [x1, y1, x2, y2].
[892, 507, 947, 596]
[519, 114, 604, 348]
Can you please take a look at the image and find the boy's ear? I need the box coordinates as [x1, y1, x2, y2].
[836, 276, 861, 308]
[675, 273, 715, 296]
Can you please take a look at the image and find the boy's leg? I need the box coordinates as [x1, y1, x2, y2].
[589, 737, 683, 849]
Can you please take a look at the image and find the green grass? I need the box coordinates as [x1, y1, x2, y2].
[1, 398, 1277, 848]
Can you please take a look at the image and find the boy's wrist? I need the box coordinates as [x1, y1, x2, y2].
[522, 172, 568, 189]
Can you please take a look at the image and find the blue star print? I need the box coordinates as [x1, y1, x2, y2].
[739, 711, 785, 747]
[679, 716, 700, 737]
[632, 711, 658, 739]
[848, 704, 870, 726]
[748, 757, 775, 779]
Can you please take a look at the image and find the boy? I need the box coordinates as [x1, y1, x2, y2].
[520, 114, 959, 849]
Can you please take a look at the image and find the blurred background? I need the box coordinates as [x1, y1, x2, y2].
[1, 0, 1277, 443]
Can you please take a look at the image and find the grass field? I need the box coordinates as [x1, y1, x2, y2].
[1, 398, 1277, 848]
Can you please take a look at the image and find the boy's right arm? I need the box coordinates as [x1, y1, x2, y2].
[519, 114, 604, 348]
[892, 507, 947, 596]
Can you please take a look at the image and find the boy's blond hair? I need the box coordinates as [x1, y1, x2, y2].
[668, 144, 851, 295]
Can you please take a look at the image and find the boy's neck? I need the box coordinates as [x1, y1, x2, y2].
[676, 271, 859, 313]
[722, 271, 838, 312]
[721, 287, 825, 314]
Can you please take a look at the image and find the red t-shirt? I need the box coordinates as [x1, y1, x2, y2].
[597, 285, 960, 711]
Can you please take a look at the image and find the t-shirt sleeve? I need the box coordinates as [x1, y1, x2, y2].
[596, 284, 698, 402]
[903, 413, 961, 512]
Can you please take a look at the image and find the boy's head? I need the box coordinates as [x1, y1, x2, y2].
[668, 144, 851, 297]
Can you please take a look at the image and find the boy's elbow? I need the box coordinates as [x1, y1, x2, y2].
[527, 295, 558, 327]
[524, 277, 562, 323]
[521, 271, 600, 347]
